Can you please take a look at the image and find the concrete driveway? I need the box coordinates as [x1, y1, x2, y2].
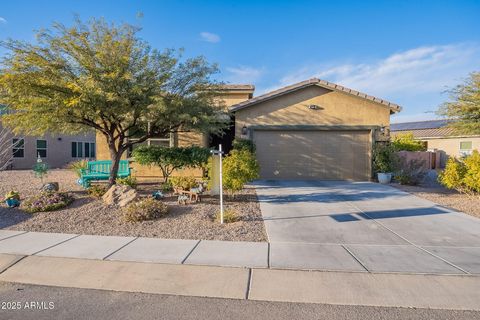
[255, 180, 480, 274]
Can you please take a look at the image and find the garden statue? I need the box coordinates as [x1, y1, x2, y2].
[4, 190, 20, 208]
[33, 155, 49, 184]
[41, 182, 59, 192]
[152, 191, 164, 200]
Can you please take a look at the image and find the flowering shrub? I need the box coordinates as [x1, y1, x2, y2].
[439, 151, 480, 194]
[22, 192, 74, 213]
[123, 197, 168, 222]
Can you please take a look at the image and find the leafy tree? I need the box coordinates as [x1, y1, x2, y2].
[222, 149, 259, 197]
[0, 18, 228, 186]
[438, 71, 480, 134]
[392, 133, 426, 152]
[133, 145, 210, 182]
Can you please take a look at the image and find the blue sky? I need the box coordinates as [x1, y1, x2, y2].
[1, 0, 479, 123]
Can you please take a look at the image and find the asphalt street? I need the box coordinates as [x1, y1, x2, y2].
[0, 282, 478, 320]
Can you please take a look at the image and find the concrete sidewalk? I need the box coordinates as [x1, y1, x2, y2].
[0, 253, 479, 310]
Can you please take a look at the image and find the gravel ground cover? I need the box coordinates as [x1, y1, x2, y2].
[392, 183, 480, 219]
[0, 170, 267, 242]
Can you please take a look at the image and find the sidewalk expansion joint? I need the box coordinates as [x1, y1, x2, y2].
[0, 255, 27, 275]
[245, 268, 253, 300]
[267, 242, 271, 268]
[102, 237, 139, 260]
[0, 231, 29, 242]
[32, 234, 81, 256]
[341, 244, 370, 272]
[181, 240, 202, 264]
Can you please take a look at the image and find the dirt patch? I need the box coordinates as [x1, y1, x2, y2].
[0, 170, 267, 242]
[392, 183, 480, 219]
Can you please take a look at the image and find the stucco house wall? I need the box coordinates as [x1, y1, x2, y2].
[234, 86, 392, 137]
[1, 122, 96, 169]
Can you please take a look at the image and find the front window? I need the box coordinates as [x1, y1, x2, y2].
[12, 138, 25, 158]
[460, 141, 473, 157]
[36, 139, 47, 158]
[127, 133, 173, 157]
[72, 141, 95, 158]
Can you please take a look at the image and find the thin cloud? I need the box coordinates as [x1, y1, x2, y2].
[199, 32, 220, 43]
[225, 65, 265, 84]
[0, 17, 7, 24]
[261, 43, 480, 118]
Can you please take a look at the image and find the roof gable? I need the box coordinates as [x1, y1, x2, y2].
[229, 78, 402, 114]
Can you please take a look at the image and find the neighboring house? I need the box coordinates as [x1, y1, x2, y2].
[0, 122, 96, 170]
[391, 120, 480, 167]
[96, 78, 401, 181]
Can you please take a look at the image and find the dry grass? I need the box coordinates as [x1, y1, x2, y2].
[0, 169, 267, 242]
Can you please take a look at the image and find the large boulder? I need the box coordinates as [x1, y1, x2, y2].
[102, 184, 139, 207]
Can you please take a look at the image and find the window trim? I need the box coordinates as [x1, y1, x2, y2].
[459, 141, 473, 156]
[12, 138, 25, 158]
[36, 139, 47, 158]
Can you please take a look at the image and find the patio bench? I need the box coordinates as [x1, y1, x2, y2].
[80, 160, 130, 188]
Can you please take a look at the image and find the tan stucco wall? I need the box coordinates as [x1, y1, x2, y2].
[234, 86, 391, 137]
[424, 136, 480, 167]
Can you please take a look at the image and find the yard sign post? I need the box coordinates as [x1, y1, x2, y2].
[210, 144, 224, 224]
[219, 144, 224, 224]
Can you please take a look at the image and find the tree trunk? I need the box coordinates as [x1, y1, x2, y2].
[108, 146, 123, 187]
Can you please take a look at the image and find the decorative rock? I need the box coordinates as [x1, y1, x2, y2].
[102, 184, 139, 207]
[152, 191, 164, 200]
[41, 182, 59, 192]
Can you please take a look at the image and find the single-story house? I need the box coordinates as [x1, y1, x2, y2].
[1, 105, 96, 169]
[1, 122, 96, 169]
[391, 120, 480, 167]
[96, 78, 401, 181]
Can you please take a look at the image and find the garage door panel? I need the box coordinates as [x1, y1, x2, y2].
[254, 130, 371, 180]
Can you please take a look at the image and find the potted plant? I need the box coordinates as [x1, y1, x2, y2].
[373, 143, 395, 184]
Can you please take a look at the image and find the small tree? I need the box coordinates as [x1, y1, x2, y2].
[133, 145, 210, 182]
[0, 126, 15, 171]
[222, 149, 259, 197]
[232, 138, 256, 153]
[392, 133, 426, 152]
[0, 18, 228, 186]
[438, 71, 480, 134]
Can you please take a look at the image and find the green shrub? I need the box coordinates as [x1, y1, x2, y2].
[22, 192, 74, 213]
[393, 158, 427, 185]
[214, 209, 239, 223]
[439, 157, 466, 191]
[123, 198, 168, 222]
[133, 146, 210, 182]
[373, 143, 396, 173]
[463, 150, 480, 193]
[232, 138, 256, 153]
[116, 176, 137, 189]
[222, 149, 259, 196]
[87, 185, 108, 198]
[170, 176, 197, 190]
[68, 160, 88, 178]
[392, 133, 427, 151]
[159, 180, 173, 193]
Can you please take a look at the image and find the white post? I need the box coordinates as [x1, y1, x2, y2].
[219, 144, 224, 224]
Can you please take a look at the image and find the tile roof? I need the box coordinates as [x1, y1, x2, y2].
[229, 78, 401, 113]
[391, 120, 451, 131]
[392, 127, 457, 138]
[219, 84, 255, 91]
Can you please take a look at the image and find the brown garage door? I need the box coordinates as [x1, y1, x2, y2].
[253, 130, 371, 180]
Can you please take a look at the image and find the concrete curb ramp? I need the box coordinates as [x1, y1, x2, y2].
[0, 254, 479, 310]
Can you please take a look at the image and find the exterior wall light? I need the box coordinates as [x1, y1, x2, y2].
[241, 125, 248, 138]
